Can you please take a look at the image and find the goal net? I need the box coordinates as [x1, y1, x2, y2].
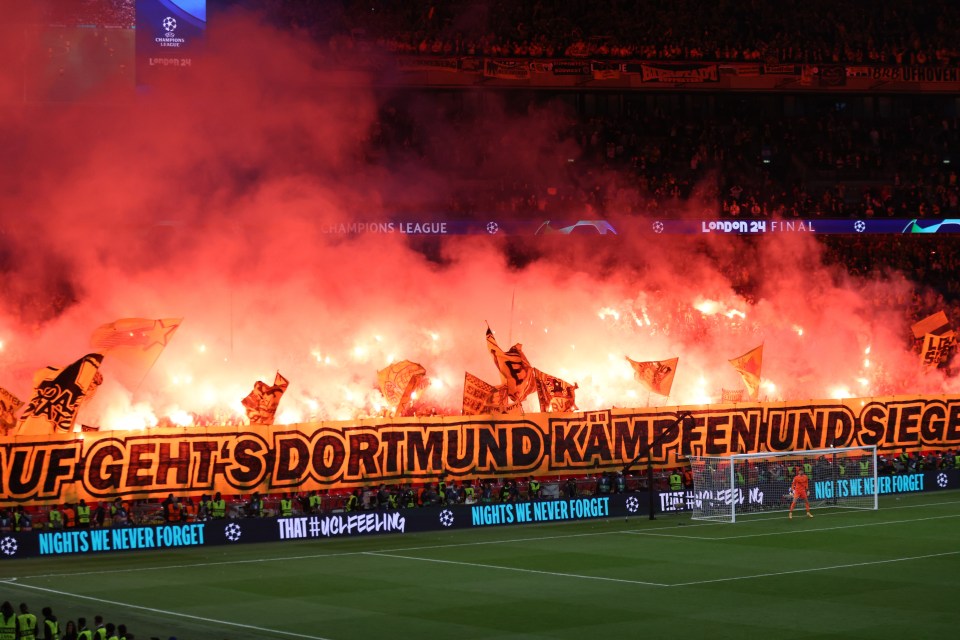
[687, 446, 878, 523]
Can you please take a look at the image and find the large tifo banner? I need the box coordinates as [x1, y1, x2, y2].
[2, 395, 960, 503]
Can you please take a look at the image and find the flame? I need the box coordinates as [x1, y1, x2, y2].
[598, 307, 620, 321]
[829, 386, 852, 400]
[694, 298, 721, 315]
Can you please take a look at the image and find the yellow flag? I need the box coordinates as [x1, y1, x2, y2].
[729, 345, 763, 400]
[626, 356, 679, 397]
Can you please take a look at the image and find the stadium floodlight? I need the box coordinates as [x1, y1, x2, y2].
[687, 445, 878, 523]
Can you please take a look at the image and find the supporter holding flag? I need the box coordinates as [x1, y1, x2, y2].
[533, 369, 578, 412]
[377, 360, 427, 416]
[486, 325, 535, 403]
[0, 387, 23, 436]
[626, 356, 679, 397]
[241, 372, 289, 426]
[16, 353, 104, 435]
[728, 344, 763, 400]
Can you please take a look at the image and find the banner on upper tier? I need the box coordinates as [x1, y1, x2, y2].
[2, 395, 959, 503]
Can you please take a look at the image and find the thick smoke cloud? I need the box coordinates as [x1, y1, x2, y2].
[0, 6, 948, 430]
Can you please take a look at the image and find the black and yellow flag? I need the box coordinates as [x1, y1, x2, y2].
[16, 353, 104, 435]
[242, 372, 289, 426]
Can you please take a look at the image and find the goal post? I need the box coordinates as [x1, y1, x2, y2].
[687, 445, 878, 523]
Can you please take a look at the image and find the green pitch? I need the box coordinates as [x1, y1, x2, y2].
[2, 491, 957, 639]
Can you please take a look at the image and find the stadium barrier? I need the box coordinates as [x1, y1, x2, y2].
[2, 469, 957, 560]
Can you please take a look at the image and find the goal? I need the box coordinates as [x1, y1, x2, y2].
[687, 446, 878, 522]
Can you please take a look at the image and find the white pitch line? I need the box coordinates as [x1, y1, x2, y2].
[8, 495, 959, 582]
[364, 551, 669, 587]
[5, 526, 678, 582]
[0, 580, 333, 640]
[624, 512, 960, 541]
[667, 550, 960, 587]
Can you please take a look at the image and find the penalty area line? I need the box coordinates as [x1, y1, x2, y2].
[0, 580, 333, 640]
[667, 549, 960, 587]
[364, 551, 668, 587]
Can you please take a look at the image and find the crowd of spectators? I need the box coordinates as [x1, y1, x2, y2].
[363, 92, 960, 224]
[0, 601, 138, 640]
[29, 0, 960, 67]
[34, 0, 135, 27]
[244, 0, 960, 66]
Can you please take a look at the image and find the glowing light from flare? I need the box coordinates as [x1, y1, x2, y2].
[114, 414, 149, 430]
[694, 299, 720, 315]
[762, 381, 777, 394]
[856, 377, 870, 387]
[690, 376, 713, 405]
[428, 331, 439, 341]
[198, 344, 206, 353]
[276, 408, 301, 424]
[793, 325, 804, 336]
[724, 309, 746, 319]
[598, 307, 620, 321]
[171, 374, 194, 386]
[168, 409, 193, 427]
[829, 386, 852, 400]
[430, 377, 444, 389]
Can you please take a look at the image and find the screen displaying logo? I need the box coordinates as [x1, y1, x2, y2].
[535, 220, 618, 235]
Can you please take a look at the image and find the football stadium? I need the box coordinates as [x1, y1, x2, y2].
[2, 1, 960, 637]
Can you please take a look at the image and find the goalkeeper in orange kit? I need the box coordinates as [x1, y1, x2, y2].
[788, 466, 813, 519]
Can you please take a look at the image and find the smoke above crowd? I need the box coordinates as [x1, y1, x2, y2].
[0, 6, 951, 431]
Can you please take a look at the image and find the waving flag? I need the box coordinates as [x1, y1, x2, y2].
[242, 372, 289, 426]
[16, 353, 105, 435]
[729, 344, 763, 400]
[462, 373, 522, 415]
[0, 387, 24, 435]
[378, 360, 427, 414]
[921, 333, 956, 368]
[462, 372, 497, 415]
[91, 317, 183, 352]
[90, 317, 183, 388]
[486, 327, 535, 402]
[911, 311, 952, 340]
[626, 356, 679, 397]
[533, 369, 578, 413]
[911, 311, 955, 368]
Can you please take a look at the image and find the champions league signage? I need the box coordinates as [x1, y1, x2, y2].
[2, 472, 955, 559]
[3, 495, 636, 559]
[136, 0, 206, 83]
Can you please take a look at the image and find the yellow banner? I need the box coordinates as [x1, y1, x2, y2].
[3, 395, 959, 503]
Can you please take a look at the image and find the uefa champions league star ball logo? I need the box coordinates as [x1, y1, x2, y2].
[439, 509, 454, 527]
[224, 522, 242, 542]
[162, 16, 177, 34]
[652, 221, 664, 234]
[854, 220, 866, 233]
[0, 536, 18, 556]
[937, 472, 948, 488]
[625, 496, 640, 513]
[486, 221, 499, 234]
